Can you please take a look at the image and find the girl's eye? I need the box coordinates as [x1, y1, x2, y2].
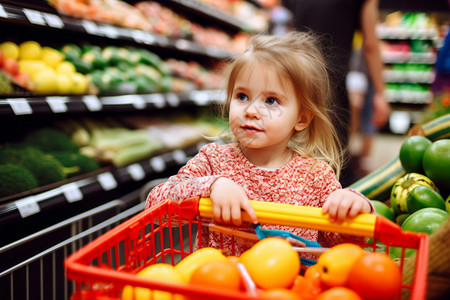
[266, 97, 279, 106]
[236, 93, 248, 102]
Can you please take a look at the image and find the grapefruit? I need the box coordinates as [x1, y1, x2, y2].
[422, 139, 450, 191]
[399, 135, 432, 173]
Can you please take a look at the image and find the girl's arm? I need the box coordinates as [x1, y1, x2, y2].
[145, 145, 220, 209]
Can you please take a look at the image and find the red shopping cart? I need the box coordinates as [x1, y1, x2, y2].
[65, 197, 428, 300]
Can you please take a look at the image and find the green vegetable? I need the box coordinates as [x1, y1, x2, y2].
[49, 151, 100, 177]
[0, 164, 39, 198]
[23, 127, 79, 152]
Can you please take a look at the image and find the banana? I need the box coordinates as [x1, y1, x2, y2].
[348, 113, 450, 200]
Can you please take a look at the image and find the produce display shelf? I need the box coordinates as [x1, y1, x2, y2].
[0, 141, 206, 227]
[0, 3, 231, 59]
[0, 89, 224, 116]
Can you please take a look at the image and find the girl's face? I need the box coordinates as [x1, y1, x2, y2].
[229, 64, 309, 152]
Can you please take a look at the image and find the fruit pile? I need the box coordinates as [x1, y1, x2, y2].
[120, 239, 402, 300]
[370, 136, 450, 258]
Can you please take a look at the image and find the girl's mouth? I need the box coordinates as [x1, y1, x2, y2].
[240, 125, 262, 133]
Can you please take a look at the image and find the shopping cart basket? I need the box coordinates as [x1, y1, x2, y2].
[65, 197, 428, 300]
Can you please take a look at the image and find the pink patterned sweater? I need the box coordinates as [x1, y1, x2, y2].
[145, 143, 370, 258]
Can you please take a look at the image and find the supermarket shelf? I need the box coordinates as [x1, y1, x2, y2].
[0, 89, 225, 116]
[0, 141, 207, 227]
[0, 3, 232, 59]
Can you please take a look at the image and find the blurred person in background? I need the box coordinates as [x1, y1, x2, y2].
[282, 0, 391, 186]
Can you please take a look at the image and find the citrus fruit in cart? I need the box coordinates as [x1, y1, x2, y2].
[174, 247, 226, 282]
[390, 173, 438, 215]
[399, 135, 432, 173]
[390, 207, 449, 258]
[239, 237, 300, 289]
[295, 264, 323, 300]
[121, 263, 186, 300]
[347, 252, 401, 300]
[259, 288, 301, 299]
[406, 185, 446, 214]
[316, 287, 363, 300]
[315, 243, 365, 288]
[189, 260, 241, 291]
[422, 139, 450, 192]
[370, 200, 395, 222]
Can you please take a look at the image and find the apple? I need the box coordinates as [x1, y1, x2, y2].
[1, 57, 19, 76]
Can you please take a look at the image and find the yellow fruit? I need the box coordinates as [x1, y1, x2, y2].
[32, 69, 57, 94]
[174, 247, 226, 282]
[41, 47, 65, 67]
[19, 41, 42, 60]
[56, 61, 76, 74]
[56, 74, 72, 94]
[0, 41, 19, 59]
[19, 59, 48, 77]
[70, 72, 87, 94]
[239, 237, 300, 289]
[316, 243, 365, 288]
[121, 263, 186, 300]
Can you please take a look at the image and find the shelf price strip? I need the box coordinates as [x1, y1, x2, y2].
[127, 164, 146, 181]
[15, 196, 40, 218]
[62, 183, 83, 203]
[97, 172, 118, 191]
[0, 4, 8, 18]
[46, 96, 68, 113]
[82, 95, 102, 111]
[7, 98, 33, 115]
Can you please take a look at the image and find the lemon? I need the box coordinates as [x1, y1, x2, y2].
[56, 61, 76, 74]
[19, 60, 49, 77]
[19, 41, 42, 60]
[70, 73, 87, 94]
[41, 47, 65, 68]
[121, 264, 186, 300]
[32, 69, 57, 94]
[56, 74, 72, 94]
[0, 41, 19, 59]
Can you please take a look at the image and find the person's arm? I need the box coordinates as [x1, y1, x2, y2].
[360, 0, 391, 128]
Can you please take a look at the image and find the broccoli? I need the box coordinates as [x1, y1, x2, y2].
[49, 151, 100, 177]
[23, 127, 79, 152]
[0, 164, 39, 198]
[0, 145, 79, 186]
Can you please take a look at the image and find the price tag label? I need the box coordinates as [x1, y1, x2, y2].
[62, 183, 83, 203]
[150, 156, 166, 172]
[23, 8, 46, 25]
[175, 39, 190, 50]
[82, 95, 102, 111]
[0, 4, 9, 18]
[172, 149, 187, 164]
[127, 164, 146, 181]
[166, 93, 180, 107]
[131, 30, 155, 44]
[100, 25, 119, 39]
[47, 96, 68, 113]
[42, 13, 64, 29]
[131, 95, 146, 109]
[147, 94, 165, 108]
[82, 20, 101, 36]
[16, 196, 40, 218]
[7, 98, 32, 115]
[189, 91, 210, 106]
[98, 172, 117, 191]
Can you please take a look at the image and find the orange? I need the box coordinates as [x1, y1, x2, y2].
[259, 288, 301, 300]
[239, 237, 300, 289]
[316, 243, 365, 287]
[347, 252, 402, 300]
[189, 260, 241, 291]
[316, 287, 362, 300]
[422, 139, 450, 191]
[295, 265, 324, 300]
[399, 135, 431, 173]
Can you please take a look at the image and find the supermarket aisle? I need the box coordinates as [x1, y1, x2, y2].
[350, 132, 404, 174]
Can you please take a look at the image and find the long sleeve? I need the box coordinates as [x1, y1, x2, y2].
[145, 144, 221, 209]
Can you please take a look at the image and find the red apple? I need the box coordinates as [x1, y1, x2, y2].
[1, 57, 19, 76]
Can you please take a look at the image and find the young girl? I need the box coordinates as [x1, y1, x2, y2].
[146, 30, 373, 256]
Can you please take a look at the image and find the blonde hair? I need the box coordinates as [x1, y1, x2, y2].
[221, 30, 345, 178]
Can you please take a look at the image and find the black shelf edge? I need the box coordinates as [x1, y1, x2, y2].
[0, 90, 225, 116]
[0, 141, 206, 227]
[0, 3, 232, 59]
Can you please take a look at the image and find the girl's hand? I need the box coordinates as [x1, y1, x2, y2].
[322, 189, 371, 223]
[210, 177, 257, 226]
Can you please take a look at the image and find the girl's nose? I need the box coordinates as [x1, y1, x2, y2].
[244, 101, 260, 119]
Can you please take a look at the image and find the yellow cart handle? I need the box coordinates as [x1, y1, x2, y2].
[198, 198, 378, 237]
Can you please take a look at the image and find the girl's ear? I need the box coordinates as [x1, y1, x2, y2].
[295, 111, 313, 132]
